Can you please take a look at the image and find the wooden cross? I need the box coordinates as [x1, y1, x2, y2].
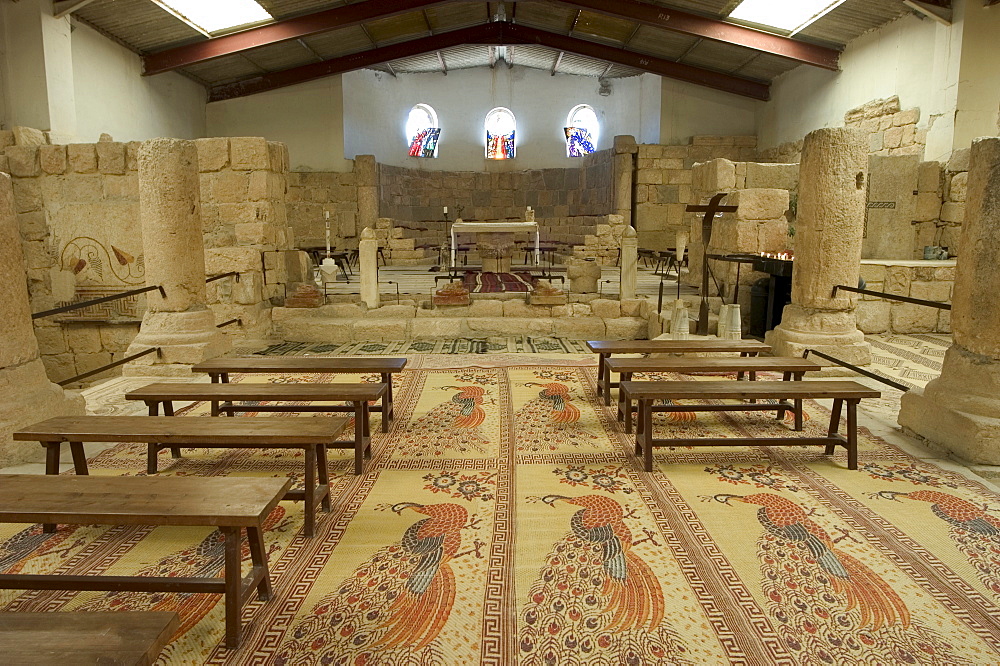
[686, 193, 738, 336]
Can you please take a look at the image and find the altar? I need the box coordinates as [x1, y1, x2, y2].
[450, 221, 540, 270]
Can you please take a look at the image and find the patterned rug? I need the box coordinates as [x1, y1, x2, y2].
[249, 336, 592, 356]
[3, 366, 1000, 664]
[866, 333, 950, 391]
[463, 271, 536, 293]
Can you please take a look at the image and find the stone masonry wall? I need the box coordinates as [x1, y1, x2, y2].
[857, 261, 954, 334]
[913, 151, 968, 259]
[3, 131, 296, 384]
[378, 149, 613, 223]
[632, 136, 756, 251]
[286, 167, 359, 249]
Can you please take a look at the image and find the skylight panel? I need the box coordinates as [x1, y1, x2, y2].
[728, 0, 847, 35]
[155, 0, 272, 35]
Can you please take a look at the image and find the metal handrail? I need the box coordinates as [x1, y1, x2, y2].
[57, 347, 159, 386]
[216, 318, 242, 328]
[802, 349, 911, 392]
[206, 271, 240, 283]
[832, 285, 950, 310]
[31, 285, 165, 320]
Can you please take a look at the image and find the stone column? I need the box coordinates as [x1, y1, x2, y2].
[765, 128, 871, 364]
[0, 172, 84, 467]
[899, 137, 1000, 463]
[620, 225, 638, 299]
[612, 136, 637, 228]
[124, 139, 229, 376]
[359, 227, 380, 309]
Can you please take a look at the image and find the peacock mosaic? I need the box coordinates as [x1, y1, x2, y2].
[2, 365, 1000, 664]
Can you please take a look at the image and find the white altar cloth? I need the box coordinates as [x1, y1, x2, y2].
[450, 221, 539, 267]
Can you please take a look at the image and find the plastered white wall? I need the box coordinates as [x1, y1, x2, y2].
[758, 11, 962, 161]
[342, 67, 660, 171]
[206, 76, 353, 172]
[72, 21, 206, 142]
[954, 1, 1000, 149]
[659, 78, 760, 144]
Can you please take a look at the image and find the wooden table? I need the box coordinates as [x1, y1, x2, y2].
[191, 357, 406, 426]
[0, 611, 179, 665]
[586, 340, 771, 405]
[620, 380, 880, 471]
[125, 382, 387, 474]
[608, 356, 822, 427]
[0, 475, 289, 649]
[13, 416, 349, 537]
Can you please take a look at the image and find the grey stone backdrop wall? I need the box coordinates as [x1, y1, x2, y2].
[377, 149, 613, 222]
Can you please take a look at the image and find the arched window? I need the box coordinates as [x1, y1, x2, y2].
[485, 107, 516, 159]
[406, 103, 440, 158]
[565, 104, 599, 156]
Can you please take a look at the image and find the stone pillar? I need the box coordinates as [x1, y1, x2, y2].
[899, 137, 1000, 463]
[124, 139, 230, 376]
[0, 172, 84, 467]
[765, 128, 871, 364]
[356, 155, 378, 235]
[620, 225, 638, 300]
[359, 227, 380, 309]
[612, 136, 637, 228]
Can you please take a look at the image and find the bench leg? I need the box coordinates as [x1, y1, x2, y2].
[847, 400, 859, 470]
[616, 372, 632, 422]
[748, 371, 757, 403]
[382, 373, 394, 427]
[69, 442, 88, 475]
[247, 524, 273, 602]
[316, 444, 331, 512]
[641, 400, 654, 473]
[162, 402, 183, 458]
[303, 447, 317, 537]
[43, 442, 60, 532]
[596, 354, 606, 397]
[362, 402, 372, 459]
[793, 399, 804, 431]
[222, 526, 242, 649]
[827, 399, 844, 441]
[147, 445, 159, 475]
[632, 396, 642, 454]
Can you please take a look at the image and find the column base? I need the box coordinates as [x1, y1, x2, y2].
[765, 304, 871, 365]
[899, 345, 1000, 464]
[0, 359, 86, 467]
[123, 310, 231, 377]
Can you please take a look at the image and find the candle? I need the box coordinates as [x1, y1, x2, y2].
[443, 206, 448, 214]
[325, 211, 330, 220]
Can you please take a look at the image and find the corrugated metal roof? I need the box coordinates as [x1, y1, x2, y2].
[70, 0, 914, 95]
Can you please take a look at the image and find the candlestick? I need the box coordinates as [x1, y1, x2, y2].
[325, 219, 331, 257]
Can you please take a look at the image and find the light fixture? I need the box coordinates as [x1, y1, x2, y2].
[153, 0, 272, 35]
[728, 0, 847, 35]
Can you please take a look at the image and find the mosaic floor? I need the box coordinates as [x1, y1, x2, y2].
[4, 335, 1000, 664]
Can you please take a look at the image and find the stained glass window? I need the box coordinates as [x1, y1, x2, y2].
[406, 104, 439, 158]
[565, 104, 599, 157]
[485, 107, 516, 160]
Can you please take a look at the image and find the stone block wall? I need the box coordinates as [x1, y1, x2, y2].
[286, 169, 358, 248]
[685, 158, 797, 301]
[912, 151, 967, 259]
[857, 261, 954, 334]
[378, 149, 613, 222]
[197, 137, 296, 340]
[2, 132, 148, 385]
[632, 136, 757, 250]
[843, 96, 926, 158]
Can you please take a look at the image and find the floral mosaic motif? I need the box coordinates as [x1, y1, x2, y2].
[552, 465, 634, 494]
[409, 341, 436, 352]
[452, 372, 498, 385]
[532, 369, 575, 382]
[422, 471, 497, 501]
[861, 462, 959, 488]
[359, 343, 388, 353]
[704, 464, 802, 493]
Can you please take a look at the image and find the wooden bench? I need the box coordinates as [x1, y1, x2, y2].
[13, 415, 349, 537]
[191, 357, 406, 426]
[608, 356, 823, 428]
[620, 380, 880, 471]
[125, 382, 387, 474]
[0, 475, 289, 649]
[0, 611, 179, 665]
[586, 340, 772, 405]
